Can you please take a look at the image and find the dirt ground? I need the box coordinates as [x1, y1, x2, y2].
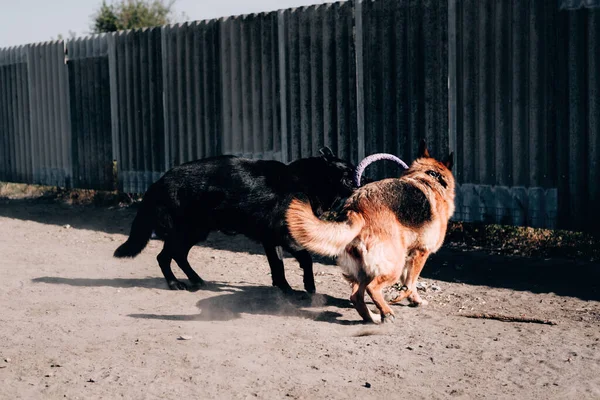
[1, 198, 599, 400]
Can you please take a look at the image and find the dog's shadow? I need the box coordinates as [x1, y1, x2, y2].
[31, 275, 370, 325]
[129, 283, 361, 325]
[32, 276, 170, 290]
[31, 276, 231, 293]
[31, 275, 362, 325]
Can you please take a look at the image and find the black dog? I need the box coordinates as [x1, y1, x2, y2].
[113, 148, 358, 294]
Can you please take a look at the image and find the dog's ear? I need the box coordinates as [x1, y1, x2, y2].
[418, 139, 431, 158]
[319, 146, 335, 159]
[443, 152, 454, 171]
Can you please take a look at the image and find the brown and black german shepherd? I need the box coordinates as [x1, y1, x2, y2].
[286, 141, 455, 323]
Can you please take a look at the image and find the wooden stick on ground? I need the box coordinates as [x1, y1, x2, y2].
[458, 312, 557, 326]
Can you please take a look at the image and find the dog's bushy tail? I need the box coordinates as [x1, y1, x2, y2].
[286, 199, 364, 257]
[114, 187, 157, 258]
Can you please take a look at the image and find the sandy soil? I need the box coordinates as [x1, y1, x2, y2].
[1, 199, 599, 399]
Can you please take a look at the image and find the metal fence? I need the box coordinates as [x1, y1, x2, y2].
[0, 0, 598, 233]
[449, 0, 599, 231]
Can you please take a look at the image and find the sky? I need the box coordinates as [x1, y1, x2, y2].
[0, 0, 335, 48]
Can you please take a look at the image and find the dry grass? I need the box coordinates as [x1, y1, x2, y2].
[0, 182, 141, 207]
[446, 221, 600, 262]
[0, 182, 56, 199]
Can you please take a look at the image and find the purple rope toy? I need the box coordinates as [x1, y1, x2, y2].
[354, 153, 409, 187]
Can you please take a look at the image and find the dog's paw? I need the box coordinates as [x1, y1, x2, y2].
[276, 283, 295, 295]
[302, 275, 316, 294]
[190, 277, 205, 285]
[381, 313, 395, 324]
[295, 291, 312, 301]
[188, 282, 205, 292]
[408, 294, 428, 307]
[388, 292, 410, 305]
[365, 309, 382, 324]
[168, 280, 188, 291]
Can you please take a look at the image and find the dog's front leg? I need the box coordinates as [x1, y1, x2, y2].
[403, 249, 430, 306]
[263, 243, 294, 294]
[388, 250, 430, 306]
[289, 249, 316, 294]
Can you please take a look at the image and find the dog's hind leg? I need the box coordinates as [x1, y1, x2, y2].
[289, 249, 315, 294]
[366, 272, 402, 323]
[350, 280, 379, 323]
[171, 240, 206, 290]
[263, 243, 294, 294]
[158, 239, 205, 291]
[157, 245, 187, 291]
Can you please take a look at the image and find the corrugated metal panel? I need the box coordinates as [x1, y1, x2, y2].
[219, 12, 281, 160]
[360, 0, 448, 180]
[113, 28, 165, 193]
[561, 7, 600, 231]
[452, 0, 558, 227]
[0, 46, 32, 183]
[280, 2, 357, 163]
[162, 20, 220, 168]
[27, 41, 72, 187]
[451, 0, 599, 231]
[66, 35, 114, 190]
[588, 9, 600, 232]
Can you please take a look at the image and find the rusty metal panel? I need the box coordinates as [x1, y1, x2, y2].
[359, 0, 448, 180]
[113, 28, 165, 193]
[162, 20, 220, 168]
[66, 35, 114, 190]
